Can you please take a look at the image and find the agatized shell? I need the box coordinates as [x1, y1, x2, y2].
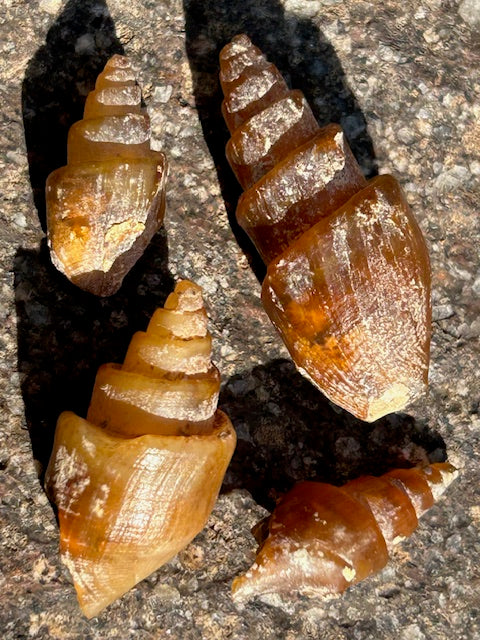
[45, 280, 236, 618]
[220, 35, 431, 422]
[46, 55, 167, 296]
[232, 462, 457, 604]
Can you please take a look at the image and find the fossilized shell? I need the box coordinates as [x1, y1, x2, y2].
[45, 280, 236, 618]
[232, 462, 457, 604]
[220, 35, 431, 421]
[46, 55, 167, 296]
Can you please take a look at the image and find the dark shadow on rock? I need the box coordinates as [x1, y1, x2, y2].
[220, 359, 447, 511]
[183, 0, 378, 281]
[22, 0, 125, 231]
[182, 2, 436, 514]
[14, 230, 173, 480]
[18, 0, 174, 481]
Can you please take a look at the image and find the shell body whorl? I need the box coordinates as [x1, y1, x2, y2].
[45, 281, 236, 618]
[231, 462, 457, 604]
[220, 35, 431, 421]
[46, 55, 167, 296]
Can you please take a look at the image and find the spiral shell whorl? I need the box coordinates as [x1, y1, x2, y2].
[45, 281, 236, 618]
[220, 35, 431, 422]
[46, 55, 167, 296]
[231, 462, 457, 604]
[87, 279, 221, 437]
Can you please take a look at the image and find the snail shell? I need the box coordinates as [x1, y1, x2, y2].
[46, 55, 167, 296]
[45, 280, 236, 618]
[232, 462, 457, 604]
[220, 35, 431, 422]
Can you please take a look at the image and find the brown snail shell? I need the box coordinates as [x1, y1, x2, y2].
[45, 280, 236, 618]
[232, 462, 457, 604]
[46, 55, 167, 296]
[220, 35, 431, 422]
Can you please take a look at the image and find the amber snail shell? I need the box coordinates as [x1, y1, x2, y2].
[45, 280, 236, 618]
[220, 35, 431, 422]
[46, 55, 167, 296]
[232, 462, 457, 604]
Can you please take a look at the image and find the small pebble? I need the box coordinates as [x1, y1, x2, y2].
[153, 85, 173, 103]
[432, 304, 455, 321]
[459, 0, 480, 26]
[38, 0, 62, 14]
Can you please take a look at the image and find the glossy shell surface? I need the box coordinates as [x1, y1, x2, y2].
[46, 55, 167, 296]
[45, 281, 236, 618]
[220, 35, 431, 421]
[232, 462, 457, 603]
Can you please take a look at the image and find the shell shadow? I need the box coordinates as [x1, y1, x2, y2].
[219, 359, 447, 511]
[183, 0, 378, 282]
[18, 0, 174, 480]
[14, 232, 173, 481]
[21, 0, 125, 232]
[182, 0, 440, 512]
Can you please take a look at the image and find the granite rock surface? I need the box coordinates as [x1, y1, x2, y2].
[1, 0, 479, 638]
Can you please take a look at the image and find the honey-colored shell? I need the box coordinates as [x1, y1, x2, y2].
[46, 55, 167, 296]
[231, 462, 457, 604]
[262, 175, 431, 421]
[45, 280, 236, 618]
[220, 35, 431, 421]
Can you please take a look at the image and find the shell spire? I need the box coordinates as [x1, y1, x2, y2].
[46, 55, 168, 296]
[220, 35, 431, 422]
[45, 280, 236, 618]
[232, 462, 457, 604]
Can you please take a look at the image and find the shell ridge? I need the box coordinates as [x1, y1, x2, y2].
[221, 35, 431, 421]
[231, 463, 456, 603]
[45, 281, 236, 617]
[46, 55, 167, 296]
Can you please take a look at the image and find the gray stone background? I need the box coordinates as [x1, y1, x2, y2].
[1, 0, 479, 637]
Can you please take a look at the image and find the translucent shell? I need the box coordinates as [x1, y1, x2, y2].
[46, 55, 167, 296]
[231, 462, 457, 603]
[45, 281, 236, 618]
[220, 35, 431, 421]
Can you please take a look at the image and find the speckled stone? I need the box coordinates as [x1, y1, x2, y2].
[1, 0, 479, 638]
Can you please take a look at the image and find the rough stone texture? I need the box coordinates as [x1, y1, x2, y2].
[1, 0, 479, 638]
